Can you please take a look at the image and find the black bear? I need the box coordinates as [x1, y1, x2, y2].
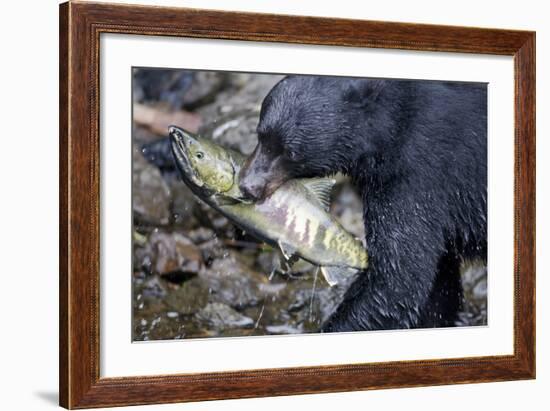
[238, 75, 487, 332]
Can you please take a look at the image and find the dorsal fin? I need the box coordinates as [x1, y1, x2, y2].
[300, 178, 335, 211]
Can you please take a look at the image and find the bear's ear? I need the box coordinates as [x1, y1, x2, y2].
[344, 79, 385, 108]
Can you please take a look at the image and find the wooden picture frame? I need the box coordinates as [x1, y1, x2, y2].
[59, 1, 535, 408]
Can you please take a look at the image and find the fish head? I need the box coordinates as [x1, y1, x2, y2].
[169, 125, 236, 197]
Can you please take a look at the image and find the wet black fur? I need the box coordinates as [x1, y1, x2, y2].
[250, 76, 487, 331]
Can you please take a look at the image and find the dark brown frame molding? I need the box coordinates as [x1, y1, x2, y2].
[59, 1, 536, 408]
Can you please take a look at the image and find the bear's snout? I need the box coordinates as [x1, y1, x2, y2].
[239, 174, 265, 200]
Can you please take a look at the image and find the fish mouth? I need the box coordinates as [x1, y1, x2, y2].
[169, 125, 254, 205]
[168, 125, 204, 189]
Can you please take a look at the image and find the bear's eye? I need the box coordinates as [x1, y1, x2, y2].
[287, 150, 299, 161]
[196, 151, 204, 160]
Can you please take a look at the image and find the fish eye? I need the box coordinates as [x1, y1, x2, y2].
[196, 151, 204, 160]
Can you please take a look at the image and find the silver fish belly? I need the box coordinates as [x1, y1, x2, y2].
[218, 180, 367, 270]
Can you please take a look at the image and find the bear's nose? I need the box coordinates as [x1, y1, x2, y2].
[239, 178, 264, 200]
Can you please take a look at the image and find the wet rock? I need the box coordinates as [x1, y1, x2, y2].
[457, 261, 487, 326]
[140, 137, 175, 173]
[133, 239, 153, 274]
[202, 254, 264, 309]
[283, 286, 325, 327]
[132, 145, 172, 225]
[133, 69, 227, 110]
[148, 231, 203, 276]
[198, 237, 229, 262]
[167, 177, 200, 228]
[196, 303, 254, 329]
[332, 182, 365, 240]
[265, 324, 303, 334]
[266, 271, 352, 330]
[164, 276, 210, 315]
[136, 276, 168, 300]
[133, 125, 161, 145]
[287, 288, 311, 312]
[472, 276, 487, 300]
[134, 103, 202, 136]
[255, 251, 316, 278]
[257, 282, 287, 295]
[211, 215, 230, 230]
[314, 287, 348, 323]
[200, 111, 260, 155]
[134, 69, 194, 107]
[197, 73, 282, 120]
[197, 74, 284, 155]
[187, 227, 216, 244]
[256, 250, 278, 274]
[192, 201, 231, 233]
[133, 309, 189, 341]
[180, 71, 229, 110]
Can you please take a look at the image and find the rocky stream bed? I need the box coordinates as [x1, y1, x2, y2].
[131, 69, 487, 341]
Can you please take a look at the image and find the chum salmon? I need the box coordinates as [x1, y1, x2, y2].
[169, 125, 368, 286]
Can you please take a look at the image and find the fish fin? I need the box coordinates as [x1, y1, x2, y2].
[300, 178, 336, 211]
[320, 266, 354, 287]
[277, 254, 289, 272]
[277, 240, 297, 261]
[287, 254, 300, 266]
[277, 253, 300, 272]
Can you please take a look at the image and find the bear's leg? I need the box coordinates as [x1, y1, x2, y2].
[321, 251, 442, 332]
[321, 199, 455, 332]
[419, 250, 463, 328]
[322, 250, 464, 332]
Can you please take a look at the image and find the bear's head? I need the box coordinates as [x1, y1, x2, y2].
[239, 75, 403, 200]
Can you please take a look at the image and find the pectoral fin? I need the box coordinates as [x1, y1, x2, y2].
[278, 240, 297, 261]
[276, 240, 300, 272]
[320, 266, 355, 287]
[277, 254, 295, 272]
